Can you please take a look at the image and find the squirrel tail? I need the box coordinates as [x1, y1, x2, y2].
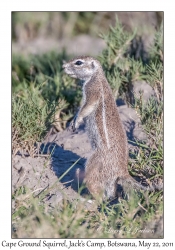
[118, 175, 163, 192]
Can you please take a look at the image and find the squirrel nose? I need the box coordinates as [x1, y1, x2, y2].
[62, 60, 67, 69]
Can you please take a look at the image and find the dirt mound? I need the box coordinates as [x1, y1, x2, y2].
[12, 95, 150, 209]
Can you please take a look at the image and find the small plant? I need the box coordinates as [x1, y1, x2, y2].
[12, 84, 60, 156]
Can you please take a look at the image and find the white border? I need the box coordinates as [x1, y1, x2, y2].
[1, 0, 175, 247]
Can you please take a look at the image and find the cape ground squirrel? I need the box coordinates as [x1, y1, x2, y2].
[63, 56, 160, 200]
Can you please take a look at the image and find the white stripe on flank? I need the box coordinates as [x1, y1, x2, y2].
[82, 77, 91, 104]
[101, 84, 110, 149]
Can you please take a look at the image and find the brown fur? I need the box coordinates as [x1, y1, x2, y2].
[63, 56, 161, 200]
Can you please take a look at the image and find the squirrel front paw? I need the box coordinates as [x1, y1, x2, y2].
[67, 114, 78, 132]
[67, 114, 83, 132]
[67, 119, 76, 132]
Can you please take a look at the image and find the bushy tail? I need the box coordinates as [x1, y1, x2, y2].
[119, 175, 163, 192]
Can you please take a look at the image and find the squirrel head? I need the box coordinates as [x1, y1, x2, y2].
[63, 56, 103, 81]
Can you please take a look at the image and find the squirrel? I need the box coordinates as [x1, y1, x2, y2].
[63, 56, 162, 200]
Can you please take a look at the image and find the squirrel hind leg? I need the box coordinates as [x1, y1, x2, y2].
[103, 180, 118, 200]
[84, 158, 104, 201]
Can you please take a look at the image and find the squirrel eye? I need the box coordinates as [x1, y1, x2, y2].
[75, 60, 83, 66]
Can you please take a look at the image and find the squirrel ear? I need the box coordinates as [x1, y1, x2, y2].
[91, 61, 95, 69]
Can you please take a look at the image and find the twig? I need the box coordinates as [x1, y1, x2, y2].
[138, 202, 147, 212]
[33, 184, 49, 198]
